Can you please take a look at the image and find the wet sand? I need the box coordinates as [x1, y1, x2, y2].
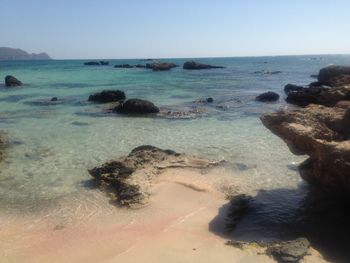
[0, 168, 326, 263]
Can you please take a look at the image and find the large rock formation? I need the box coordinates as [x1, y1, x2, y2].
[5, 75, 22, 87]
[89, 145, 216, 207]
[114, 99, 160, 114]
[88, 90, 126, 103]
[285, 85, 350, 107]
[261, 100, 350, 192]
[183, 61, 224, 70]
[318, 65, 350, 86]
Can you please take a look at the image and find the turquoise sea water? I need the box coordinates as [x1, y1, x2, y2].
[0, 55, 350, 215]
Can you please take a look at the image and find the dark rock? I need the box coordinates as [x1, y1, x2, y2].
[318, 65, 350, 86]
[256, 91, 280, 102]
[226, 194, 252, 230]
[284, 84, 304, 95]
[146, 62, 178, 71]
[135, 64, 146, 68]
[254, 70, 282, 75]
[114, 99, 159, 114]
[308, 81, 323, 87]
[88, 90, 126, 103]
[183, 61, 224, 70]
[84, 61, 100, 66]
[5, 75, 22, 87]
[114, 64, 134, 68]
[89, 145, 214, 206]
[266, 238, 310, 263]
[285, 86, 350, 107]
[50, 97, 58, 102]
[206, 97, 214, 103]
[100, 61, 109, 65]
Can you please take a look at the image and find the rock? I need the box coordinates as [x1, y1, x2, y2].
[253, 70, 282, 75]
[50, 97, 58, 102]
[286, 85, 350, 107]
[183, 61, 224, 70]
[100, 61, 109, 65]
[308, 81, 323, 87]
[310, 74, 318, 79]
[114, 64, 134, 68]
[84, 61, 101, 66]
[226, 194, 253, 230]
[88, 90, 126, 103]
[206, 97, 214, 103]
[114, 99, 159, 114]
[284, 84, 304, 95]
[256, 91, 280, 102]
[266, 238, 310, 263]
[5, 75, 22, 87]
[88, 145, 216, 206]
[261, 101, 350, 191]
[146, 62, 178, 71]
[318, 65, 350, 86]
[135, 64, 146, 68]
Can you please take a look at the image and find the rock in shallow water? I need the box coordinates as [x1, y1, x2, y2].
[183, 61, 224, 70]
[256, 91, 280, 102]
[88, 90, 126, 103]
[88, 145, 216, 207]
[114, 99, 159, 114]
[5, 75, 22, 87]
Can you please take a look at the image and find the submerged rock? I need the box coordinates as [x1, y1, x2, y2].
[256, 91, 280, 102]
[5, 75, 22, 87]
[114, 64, 134, 68]
[253, 70, 282, 75]
[183, 61, 224, 70]
[226, 194, 253, 230]
[114, 99, 159, 114]
[84, 61, 100, 66]
[266, 238, 310, 263]
[261, 100, 350, 192]
[100, 61, 109, 65]
[88, 90, 126, 103]
[88, 145, 216, 207]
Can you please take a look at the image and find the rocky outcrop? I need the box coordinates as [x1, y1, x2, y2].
[318, 65, 350, 86]
[253, 70, 282, 75]
[285, 85, 350, 107]
[146, 62, 178, 71]
[183, 61, 224, 70]
[5, 75, 22, 87]
[88, 145, 216, 206]
[261, 100, 350, 192]
[256, 91, 280, 102]
[88, 90, 126, 103]
[114, 99, 159, 114]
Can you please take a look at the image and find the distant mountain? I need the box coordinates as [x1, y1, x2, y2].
[0, 47, 51, 60]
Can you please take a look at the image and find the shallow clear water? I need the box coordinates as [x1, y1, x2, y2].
[0, 55, 350, 214]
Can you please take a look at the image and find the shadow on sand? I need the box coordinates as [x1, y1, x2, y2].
[209, 184, 350, 263]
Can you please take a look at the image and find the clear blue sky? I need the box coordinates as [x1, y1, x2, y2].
[1, 0, 349, 59]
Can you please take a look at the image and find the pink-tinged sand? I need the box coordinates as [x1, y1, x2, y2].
[0, 169, 327, 263]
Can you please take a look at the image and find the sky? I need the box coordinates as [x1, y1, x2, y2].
[0, 0, 350, 59]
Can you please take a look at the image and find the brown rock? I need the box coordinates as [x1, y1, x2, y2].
[261, 102, 350, 191]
